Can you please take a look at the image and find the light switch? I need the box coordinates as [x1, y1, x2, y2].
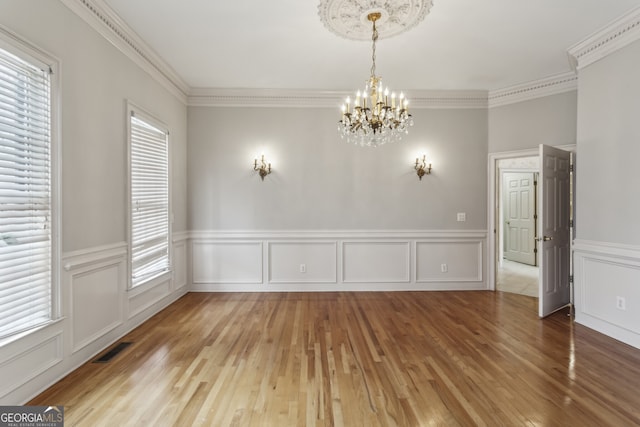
[457, 212, 466, 222]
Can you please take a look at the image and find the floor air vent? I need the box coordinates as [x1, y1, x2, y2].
[93, 342, 132, 363]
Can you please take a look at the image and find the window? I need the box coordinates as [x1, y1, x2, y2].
[0, 39, 56, 339]
[128, 106, 170, 288]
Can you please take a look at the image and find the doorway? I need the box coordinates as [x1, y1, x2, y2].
[488, 145, 575, 317]
[496, 158, 539, 297]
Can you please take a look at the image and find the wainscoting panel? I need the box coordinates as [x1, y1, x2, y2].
[189, 230, 487, 291]
[416, 241, 483, 283]
[192, 241, 263, 284]
[342, 241, 410, 283]
[0, 331, 62, 400]
[128, 279, 172, 319]
[173, 239, 188, 290]
[65, 243, 127, 354]
[71, 263, 123, 353]
[269, 242, 337, 284]
[574, 239, 640, 349]
[1, 240, 188, 405]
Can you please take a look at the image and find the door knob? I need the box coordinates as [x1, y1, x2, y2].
[536, 236, 553, 242]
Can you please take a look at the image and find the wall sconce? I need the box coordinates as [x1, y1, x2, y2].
[254, 155, 272, 181]
[414, 155, 432, 180]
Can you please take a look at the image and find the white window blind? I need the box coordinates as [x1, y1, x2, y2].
[0, 46, 52, 339]
[129, 111, 169, 287]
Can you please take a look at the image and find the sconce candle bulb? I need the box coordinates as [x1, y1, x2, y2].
[414, 155, 432, 180]
[254, 154, 272, 181]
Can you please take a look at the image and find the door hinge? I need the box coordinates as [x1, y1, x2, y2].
[569, 219, 574, 228]
[534, 248, 537, 254]
[569, 275, 574, 284]
[569, 164, 574, 172]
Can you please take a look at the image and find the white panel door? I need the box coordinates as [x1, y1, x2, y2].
[504, 172, 536, 266]
[538, 145, 571, 318]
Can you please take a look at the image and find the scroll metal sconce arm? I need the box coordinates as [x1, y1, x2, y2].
[254, 155, 272, 181]
[415, 155, 432, 180]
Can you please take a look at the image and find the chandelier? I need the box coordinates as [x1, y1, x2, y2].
[338, 12, 413, 147]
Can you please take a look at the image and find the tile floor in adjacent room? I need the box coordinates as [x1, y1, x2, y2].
[497, 258, 539, 297]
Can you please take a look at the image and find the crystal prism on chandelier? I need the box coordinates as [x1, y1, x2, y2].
[338, 12, 413, 147]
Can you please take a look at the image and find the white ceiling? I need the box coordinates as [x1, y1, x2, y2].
[103, 0, 640, 92]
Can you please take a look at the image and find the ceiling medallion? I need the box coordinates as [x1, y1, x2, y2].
[318, 0, 433, 41]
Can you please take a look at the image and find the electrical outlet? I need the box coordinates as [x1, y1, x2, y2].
[300, 264, 306, 273]
[616, 296, 626, 311]
[441, 263, 448, 273]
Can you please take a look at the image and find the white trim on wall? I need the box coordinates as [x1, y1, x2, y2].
[488, 72, 578, 108]
[187, 88, 489, 109]
[0, 240, 188, 404]
[568, 6, 640, 70]
[268, 241, 338, 284]
[189, 230, 486, 292]
[62, 0, 627, 110]
[573, 239, 640, 350]
[0, 332, 63, 400]
[58, 0, 189, 102]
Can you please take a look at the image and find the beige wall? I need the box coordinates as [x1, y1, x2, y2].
[0, 0, 188, 252]
[188, 106, 488, 231]
[488, 91, 577, 153]
[576, 40, 640, 244]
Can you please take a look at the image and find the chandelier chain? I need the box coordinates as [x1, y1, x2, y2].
[370, 19, 378, 78]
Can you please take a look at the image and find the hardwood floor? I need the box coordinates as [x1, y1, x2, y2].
[30, 292, 640, 426]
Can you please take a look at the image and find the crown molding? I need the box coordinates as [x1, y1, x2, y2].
[59, 0, 189, 103]
[58, 0, 606, 111]
[188, 88, 488, 109]
[487, 72, 577, 108]
[568, 6, 640, 70]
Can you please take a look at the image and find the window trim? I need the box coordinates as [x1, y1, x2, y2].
[0, 25, 61, 342]
[126, 101, 172, 290]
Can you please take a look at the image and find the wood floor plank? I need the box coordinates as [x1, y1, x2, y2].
[29, 291, 640, 426]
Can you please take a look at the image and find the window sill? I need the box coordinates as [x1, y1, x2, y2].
[128, 270, 173, 298]
[0, 317, 66, 349]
